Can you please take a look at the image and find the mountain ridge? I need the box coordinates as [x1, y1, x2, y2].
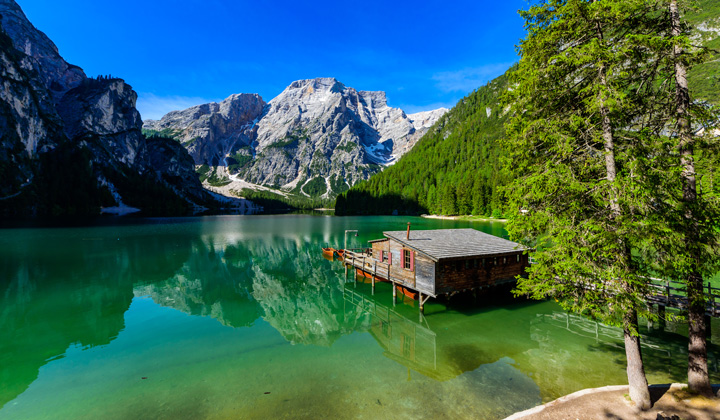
[144, 77, 448, 200]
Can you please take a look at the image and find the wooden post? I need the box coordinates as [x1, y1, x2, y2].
[419, 292, 424, 313]
[665, 280, 671, 306]
[705, 314, 712, 340]
[709, 282, 715, 317]
[658, 304, 666, 331]
[647, 304, 655, 330]
[392, 282, 397, 306]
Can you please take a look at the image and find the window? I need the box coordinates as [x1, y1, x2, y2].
[517, 254, 521, 263]
[465, 260, 470, 269]
[402, 249, 414, 271]
[381, 250, 389, 263]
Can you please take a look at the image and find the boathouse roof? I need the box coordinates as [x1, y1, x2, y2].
[380, 228, 526, 262]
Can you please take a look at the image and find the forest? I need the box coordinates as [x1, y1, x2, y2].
[335, 70, 512, 217]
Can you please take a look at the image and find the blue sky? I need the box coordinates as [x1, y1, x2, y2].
[17, 0, 528, 120]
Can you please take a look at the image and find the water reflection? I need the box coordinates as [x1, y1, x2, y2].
[0, 228, 194, 408]
[134, 238, 260, 328]
[1, 215, 718, 419]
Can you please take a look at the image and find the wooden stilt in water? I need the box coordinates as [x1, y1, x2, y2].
[372, 261, 376, 294]
[418, 293, 430, 313]
[392, 282, 397, 306]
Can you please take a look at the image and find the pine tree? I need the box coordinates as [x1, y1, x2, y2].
[501, 0, 682, 409]
[441, 184, 457, 215]
[662, 0, 719, 396]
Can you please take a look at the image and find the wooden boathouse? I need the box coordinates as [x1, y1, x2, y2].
[343, 227, 530, 311]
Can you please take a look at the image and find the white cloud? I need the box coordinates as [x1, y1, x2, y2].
[137, 93, 221, 120]
[432, 63, 513, 93]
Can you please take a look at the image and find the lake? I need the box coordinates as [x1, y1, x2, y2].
[1, 215, 718, 419]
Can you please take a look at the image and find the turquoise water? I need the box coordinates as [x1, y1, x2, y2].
[0, 215, 717, 419]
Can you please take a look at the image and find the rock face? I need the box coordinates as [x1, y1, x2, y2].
[144, 93, 266, 167]
[145, 78, 447, 197]
[0, 20, 64, 198]
[0, 0, 216, 214]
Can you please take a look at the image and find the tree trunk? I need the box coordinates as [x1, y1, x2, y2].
[624, 309, 651, 410]
[670, 0, 713, 396]
[595, 15, 651, 409]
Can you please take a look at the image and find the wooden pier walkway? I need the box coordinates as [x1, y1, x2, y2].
[342, 248, 433, 308]
[644, 277, 720, 318]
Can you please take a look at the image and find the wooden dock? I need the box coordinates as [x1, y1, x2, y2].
[644, 277, 720, 318]
[343, 248, 432, 308]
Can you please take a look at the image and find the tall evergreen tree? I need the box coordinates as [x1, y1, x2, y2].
[663, 0, 719, 396]
[501, 0, 682, 408]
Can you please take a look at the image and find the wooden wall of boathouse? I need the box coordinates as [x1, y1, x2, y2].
[435, 254, 529, 295]
[371, 239, 437, 295]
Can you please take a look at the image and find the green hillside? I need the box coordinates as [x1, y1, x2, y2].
[687, 0, 720, 104]
[335, 70, 512, 216]
[337, 1, 719, 216]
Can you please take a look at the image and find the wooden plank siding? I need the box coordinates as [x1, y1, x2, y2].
[435, 254, 529, 295]
[389, 239, 417, 288]
[414, 253, 436, 295]
[371, 240, 389, 262]
[369, 239, 436, 295]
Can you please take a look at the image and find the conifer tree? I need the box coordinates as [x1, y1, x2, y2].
[669, 0, 714, 394]
[645, 0, 720, 396]
[502, 0, 671, 409]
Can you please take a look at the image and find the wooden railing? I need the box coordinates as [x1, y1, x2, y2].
[530, 259, 719, 316]
[644, 277, 720, 316]
[343, 248, 416, 289]
[559, 275, 720, 317]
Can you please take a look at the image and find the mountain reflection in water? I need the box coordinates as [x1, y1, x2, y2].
[0, 215, 717, 420]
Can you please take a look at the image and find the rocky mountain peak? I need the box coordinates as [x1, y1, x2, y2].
[0, 0, 85, 97]
[143, 78, 448, 199]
